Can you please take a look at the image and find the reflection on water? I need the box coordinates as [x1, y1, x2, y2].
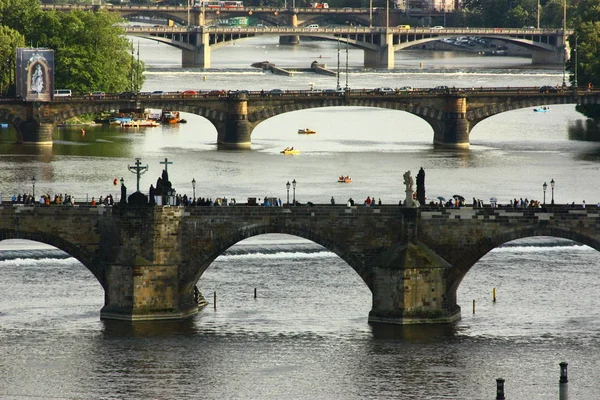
[568, 118, 600, 142]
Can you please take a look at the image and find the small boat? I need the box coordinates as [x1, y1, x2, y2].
[338, 176, 352, 183]
[179, 119, 187, 123]
[281, 148, 300, 155]
[109, 117, 132, 126]
[161, 110, 180, 124]
[534, 107, 550, 113]
[298, 128, 316, 134]
[122, 120, 161, 127]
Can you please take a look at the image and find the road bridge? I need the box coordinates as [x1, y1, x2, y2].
[124, 25, 570, 68]
[40, 4, 571, 68]
[1, 87, 597, 149]
[1, 203, 598, 325]
[41, 4, 454, 29]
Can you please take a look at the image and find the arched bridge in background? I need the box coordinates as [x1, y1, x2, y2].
[1, 87, 598, 149]
[122, 25, 572, 68]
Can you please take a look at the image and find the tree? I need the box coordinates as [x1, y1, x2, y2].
[0, 0, 41, 39]
[28, 9, 145, 93]
[0, 26, 25, 96]
[1, 0, 144, 95]
[567, 0, 600, 122]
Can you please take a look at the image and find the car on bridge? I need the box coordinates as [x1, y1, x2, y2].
[89, 91, 105, 98]
[539, 85, 559, 93]
[374, 87, 395, 95]
[182, 90, 198, 96]
[269, 89, 285, 96]
[430, 85, 450, 93]
[119, 91, 137, 99]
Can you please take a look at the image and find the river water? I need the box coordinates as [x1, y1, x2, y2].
[1, 36, 599, 399]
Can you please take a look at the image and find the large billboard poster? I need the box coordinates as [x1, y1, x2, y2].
[16, 48, 54, 102]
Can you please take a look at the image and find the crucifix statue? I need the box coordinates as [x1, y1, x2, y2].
[159, 157, 173, 173]
[128, 158, 148, 192]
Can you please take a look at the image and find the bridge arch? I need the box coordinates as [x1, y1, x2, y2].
[448, 226, 600, 297]
[0, 231, 105, 287]
[183, 224, 373, 297]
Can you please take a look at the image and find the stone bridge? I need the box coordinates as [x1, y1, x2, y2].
[122, 25, 572, 68]
[2, 87, 599, 148]
[1, 204, 598, 325]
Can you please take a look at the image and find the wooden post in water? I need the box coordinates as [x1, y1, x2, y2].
[496, 378, 505, 400]
[214, 291, 216, 310]
[493, 288, 497, 302]
[472, 300, 475, 314]
[254, 288, 257, 299]
[559, 362, 568, 400]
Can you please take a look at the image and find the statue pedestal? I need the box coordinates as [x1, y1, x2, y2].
[405, 190, 415, 207]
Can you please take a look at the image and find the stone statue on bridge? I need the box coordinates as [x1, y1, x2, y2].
[416, 167, 426, 205]
[404, 170, 417, 207]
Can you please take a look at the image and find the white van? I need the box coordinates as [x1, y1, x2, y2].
[54, 89, 72, 98]
[306, 24, 319, 29]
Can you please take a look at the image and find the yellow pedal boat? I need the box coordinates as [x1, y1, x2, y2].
[281, 149, 301, 155]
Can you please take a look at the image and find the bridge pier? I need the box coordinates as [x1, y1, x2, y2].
[182, 32, 210, 68]
[369, 242, 461, 325]
[217, 93, 252, 149]
[532, 48, 567, 65]
[17, 103, 54, 145]
[279, 12, 300, 45]
[364, 31, 394, 69]
[100, 207, 199, 321]
[433, 95, 469, 148]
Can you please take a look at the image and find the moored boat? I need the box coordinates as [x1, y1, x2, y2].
[338, 175, 352, 183]
[161, 110, 180, 124]
[109, 117, 133, 126]
[122, 119, 161, 128]
[298, 128, 316, 134]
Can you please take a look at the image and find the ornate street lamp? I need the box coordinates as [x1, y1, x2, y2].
[192, 178, 196, 199]
[286, 181, 291, 205]
[543, 181, 547, 204]
[120, 177, 124, 186]
[550, 178, 555, 204]
[31, 176, 36, 199]
[292, 179, 297, 205]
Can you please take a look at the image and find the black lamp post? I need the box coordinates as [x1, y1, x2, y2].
[292, 179, 297, 205]
[543, 181, 547, 204]
[31, 176, 36, 198]
[286, 181, 290, 205]
[551, 178, 555, 204]
[192, 178, 196, 199]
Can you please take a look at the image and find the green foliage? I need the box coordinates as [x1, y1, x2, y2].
[0, 0, 41, 38]
[0, 26, 25, 96]
[0, 0, 144, 95]
[568, 0, 600, 121]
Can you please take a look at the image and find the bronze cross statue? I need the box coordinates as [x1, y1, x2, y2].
[159, 157, 173, 173]
[128, 157, 148, 192]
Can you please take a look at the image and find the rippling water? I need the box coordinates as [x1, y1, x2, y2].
[1, 36, 600, 399]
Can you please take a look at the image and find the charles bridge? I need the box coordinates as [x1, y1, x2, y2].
[1, 87, 599, 149]
[1, 202, 598, 325]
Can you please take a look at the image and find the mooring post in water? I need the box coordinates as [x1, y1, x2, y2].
[493, 287, 497, 302]
[496, 378, 506, 400]
[496, 378, 505, 400]
[214, 291, 217, 310]
[254, 288, 257, 299]
[472, 299, 475, 314]
[559, 362, 568, 400]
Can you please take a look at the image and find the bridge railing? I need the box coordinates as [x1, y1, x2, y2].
[41, 86, 594, 103]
